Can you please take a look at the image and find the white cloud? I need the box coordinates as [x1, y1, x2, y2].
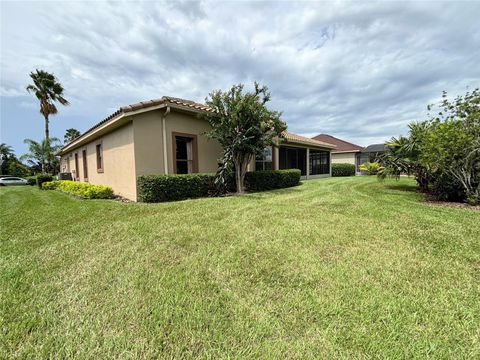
[1, 0, 479, 151]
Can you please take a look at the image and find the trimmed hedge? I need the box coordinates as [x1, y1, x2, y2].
[245, 169, 301, 191]
[36, 174, 53, 188]
[137, 173, 215, 203]
[137, 169, 302, 203]
[42, 180, 114, 199]
[332, 163, 356, 177]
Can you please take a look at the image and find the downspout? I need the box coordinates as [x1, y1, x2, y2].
[162, 106, 171, 174]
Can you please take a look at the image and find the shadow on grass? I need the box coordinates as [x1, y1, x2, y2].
[384, 182, 418, 193]
[244, 185, 305, 199]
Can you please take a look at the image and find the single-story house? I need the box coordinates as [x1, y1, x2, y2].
[312, 134, 364, 173]
[57, 96, 336, 201]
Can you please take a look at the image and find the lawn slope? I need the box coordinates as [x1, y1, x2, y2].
[1, 177, 479, 359]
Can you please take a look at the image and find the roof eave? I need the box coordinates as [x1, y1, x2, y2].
[282, 139, 336, 149]
[332, 149, 362, 154]
[57, 102, 211, 156]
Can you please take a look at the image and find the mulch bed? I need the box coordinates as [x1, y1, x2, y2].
[423, 194, 480, 211]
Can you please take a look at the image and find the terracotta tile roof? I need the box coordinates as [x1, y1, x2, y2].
[282, 132, 336, 149]
[60, 96, 336, 153]
[312, 134, 363, 152]
[120, 96, 213, 113]
[60, 96, 213, 152]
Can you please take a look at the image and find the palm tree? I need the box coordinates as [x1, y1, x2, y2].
[378, 122, 432, 191]
[21, 138, 62, 174]
[64, 128, 81, 144]
[26, 69, 69, 147]
[0, 143, 15, 175]
[0, 143, 14, 158]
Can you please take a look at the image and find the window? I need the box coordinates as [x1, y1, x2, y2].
[96, 143, 103, 172]
[309, 150, 330, 175]
[82, 149, 88, 180]
[255, 146, 273, 171]
[279, 147, 307, 175]
[74, 153, 80, 180]
[173, 133, 198, 174]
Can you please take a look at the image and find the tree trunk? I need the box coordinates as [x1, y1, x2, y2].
[43, 114, 49, 173]
[234, 153, 253, 194]
[235, 164, 243, 194]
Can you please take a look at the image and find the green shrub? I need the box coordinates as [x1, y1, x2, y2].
[245, 169, 301, 191]
[42, 180, 114, 199]
[137, 170, 301, 202]
[359, 162, 383, 175]
[41, 180, 61, 190]
[332, 163, 355, 177]
[431, 173, 465, 202]
[137, 173, 216, 202]
[36, 174, 53, 188]
[26, 176, 37, 186]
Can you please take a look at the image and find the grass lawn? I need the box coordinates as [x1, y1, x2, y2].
[1, 177, 479, 359]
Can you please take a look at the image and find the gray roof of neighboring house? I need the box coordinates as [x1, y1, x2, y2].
[362, 143, 386, 153]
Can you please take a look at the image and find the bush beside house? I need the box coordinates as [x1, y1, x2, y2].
[332, 163, 355, 177]
[42, 180, 114, 199]
[244, 169, 301, 191]
[137, 174, 215, 203]
[137, 169, 302, 203]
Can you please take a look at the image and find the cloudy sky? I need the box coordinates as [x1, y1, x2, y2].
[1, 0, 479, 155]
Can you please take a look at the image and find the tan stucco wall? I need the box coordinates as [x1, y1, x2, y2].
[331, 152, 356, 165]
[133, 109, 223, 176]
[132, 110, 166, 177]
[60, 122, 136, 200]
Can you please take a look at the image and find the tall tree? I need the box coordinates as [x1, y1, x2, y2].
[0, 143, 14, 158]
[203, 83, 286, 194]
[26, 69, 69, 171]
[21, 138, 62, 174]
[64, 128, 81, 144]
[379, 88, 480, 205]
[0, 143, 15, 175]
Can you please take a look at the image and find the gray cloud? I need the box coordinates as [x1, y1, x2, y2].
[1, 0, 479, 154]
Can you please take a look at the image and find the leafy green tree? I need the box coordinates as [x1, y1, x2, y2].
[1, 143, 18, 175]
[64, 128, 81, 144]
[419, 90, 480, 204]
[202, 83, 286, 193]
[7, 159, 30, 177]
[379, 88, 480, 204]
[21, 138, 62, 174]
[26, 69, 69, 171]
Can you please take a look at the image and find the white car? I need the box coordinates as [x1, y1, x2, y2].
[0, 176, 28, 186]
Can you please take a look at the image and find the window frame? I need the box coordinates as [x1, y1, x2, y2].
[82, 149, 88, 181]
[96, 141, 104, 173]
[74, 152, 80, 181]
[309, 149, 330, 175]
[172, 132, 198, 174]
[255, 146, 274, 171]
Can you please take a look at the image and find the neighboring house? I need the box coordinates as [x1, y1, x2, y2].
[358, 143, 386, 166]
[58, 96, 336, 201]
[312, 134, 364, 172]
